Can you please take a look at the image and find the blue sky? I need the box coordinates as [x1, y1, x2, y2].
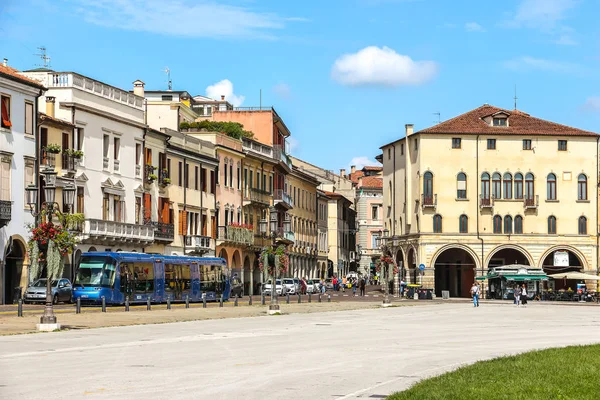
[1, 0, 599, 170]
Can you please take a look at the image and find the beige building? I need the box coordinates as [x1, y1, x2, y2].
[380, 104, 599, 297]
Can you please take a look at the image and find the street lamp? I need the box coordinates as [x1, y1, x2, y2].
[377, 231, 392, 306]
[260, 206, 281, 314]
[25, 169, 76, 326]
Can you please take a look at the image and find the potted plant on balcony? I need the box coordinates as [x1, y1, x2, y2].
[180, 121, 190, 132]
[44, 143, 62, 154]
[70, 150, 84, 159]
[147, 173, 158, 183]
[160, 177, 171, 187]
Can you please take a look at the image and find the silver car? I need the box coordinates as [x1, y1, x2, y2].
[23, 278, 72, 304]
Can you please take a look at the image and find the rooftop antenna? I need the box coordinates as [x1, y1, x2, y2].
[433, 112, 441, 124]
[34, 46, 51, 68]
[514, 85, 518, 110]
[164, 67, 172, 91]
[259, 88, 262, 110]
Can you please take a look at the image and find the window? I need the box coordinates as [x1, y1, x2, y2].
[269, 175, 273, 193]
[24, 159, 34, 205]
[433, 214, 442, 233]
[546, 173, 557, 200]
[400, 143, 404, 155]
[76, 128, 84, 151]
[371, 206, 379, 220]
[167, 159, 171, 179]
[0, 156, 11, 201]
[223, 161, 228, 186]
[262, 173, 266, 191]
[558, 140, 567, 151]
[492, 173, 501, 199]
[487, 139, 496, 150]
[388, 148, 391, 160]
[201, 167, 207, 192]
[503, 173, 512, 199]
[135, 197, 141, 225]
[514, 215, 523, 234]
[76, 187, 85, 214]
[161, 95, 173, 101]
[414, 138, 418, 150]
[548, 216, 557, 234]
[135, 143, 142, 165]
[256, 172, 260, 189]
[0, 95, 11, 129]
[184, 163, 189, 189]
[493, 118, 507, 126]
[103, 134, 110, 157]
[452, 138, 461, 149]
[525, 173, 534, 200]
[113, 137, 120, 159]
[514, 173, 523, 199]
[24, 101, 33, 135]
[578, 174, 587, 200]
[457, 172, 467, 199]
[237, 166, 241, 190]
[504, 215, 513, 234]
[210, 170, 216, 194]
[178, 162, 183, 186]
[481, 173, 490, 201]
[423, 171, 433, 199]
[579, 216, 587, 235]
[493, 215, 502, 234]
[523, 140, 532, 150]
[459, 215, 468, 233]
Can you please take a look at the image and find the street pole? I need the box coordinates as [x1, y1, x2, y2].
[270, 237, 279, 311]
[40, 207, 57, 325]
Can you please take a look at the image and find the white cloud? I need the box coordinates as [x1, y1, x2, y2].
[69, 0, 305, 39]
[349, 156, 377, 170]
[511, 0, 576, 30]
[206, 80, 245, 107]
[465, 22, 485, 32]
[503, 56, 580, 73]
[555, 35, 578, 45]
[272, 83, 291, 99]
[331, 46, 438, 87]
[583, 97, 600, 113]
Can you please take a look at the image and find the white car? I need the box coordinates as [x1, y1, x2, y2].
[283, 278, 297, 295]
[263, 279, 284, 296]
[306, 280, 318, 294]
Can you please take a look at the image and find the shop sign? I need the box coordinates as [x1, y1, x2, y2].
[554, 251, 569, 267]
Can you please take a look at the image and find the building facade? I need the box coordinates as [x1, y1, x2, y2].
[381, 105, 599, 297]
[316, 190, 329, 278]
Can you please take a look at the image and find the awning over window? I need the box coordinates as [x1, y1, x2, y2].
[501, 274, 548, 282]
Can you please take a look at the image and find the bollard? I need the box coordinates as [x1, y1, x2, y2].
[76, 297, 81, 314]
[202, 294, 207, 308]
[298, 293, 301, 304]
[261, 293, 265, 305]
[318, 293, 322, 303]
[186, 295, 190, 309]
[17, 299, 23, 317]
[147, 298, 151, 311]
[125, 296, 130, 312]
[249, 295, 253, 306]
[328, 294, 331, 302]
[219, 295, 224, 307]
[101, 296, 106, 312]
[286, 293, 290, 304]
[167, 297, 171, 310]
[234, 296, 238, 307]
[309, 293, 312, 303]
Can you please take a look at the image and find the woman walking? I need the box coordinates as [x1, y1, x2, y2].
[514, 285, 521, 307]
[521, 284, 528, 307]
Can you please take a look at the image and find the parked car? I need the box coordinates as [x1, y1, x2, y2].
[263, 279, 284, 296]
[306, 280, 317, 294]
[24, 278, 72, 304]
[283, 278, 297, 295]
[325, 278, 334, 290]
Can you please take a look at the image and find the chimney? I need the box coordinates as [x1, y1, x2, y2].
[350, 165, 356, 174]
[221, 95, 225, 101]
[2, 58, 7, 67]
[132, 80, 145, 98]
[45, 96, 56, 118]
[340, 168, 346, 178]
[405, 124, 414, 136]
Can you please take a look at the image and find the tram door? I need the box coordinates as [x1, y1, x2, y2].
[177, 264, 191, 300]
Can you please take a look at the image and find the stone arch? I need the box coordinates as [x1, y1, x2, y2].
[431, 244, 480, 298]
[538, 245, 588, 271]
[243, 255, 251, 295]
[485, 244, 534, 270]
[89, 246, 97, 252]
[231, 249, 242, 270]
[218, 248, 229, 264]
[406, 246, 418, 284]
[395, 248, 405, 279]
[4, 236, 27, 304]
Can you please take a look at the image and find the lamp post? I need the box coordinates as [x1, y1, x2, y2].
[25, 168, 76, 326]
[259, 206, 283, 314]
[376, 229, 393, 306]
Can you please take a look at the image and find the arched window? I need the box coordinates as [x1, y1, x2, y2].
[423, 172, 433, 200]
[503, 173, 512, 199]
[493, 215, 502, 233]
[548, 216, 557, 234]
[578, 174, 588, 200]
[492, 173, 501, 199]
[579, 216, 587, 235]
[457, 173, 467, 199]
[481, 173, 490, 204]
[525, 173, 535, 200]
[514, 173, 523, 199]
[514, 215, 523, 234]
[433, 214, 442, 233]
[547, 173, 557, 200]
[504, 215, 513, 234]
[459, 214, 468, 233]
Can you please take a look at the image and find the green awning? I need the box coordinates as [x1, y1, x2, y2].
[476, 276, 488, 281]
[502, 274, 548, 281]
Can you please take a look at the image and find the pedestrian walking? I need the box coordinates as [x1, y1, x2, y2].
[352, 279, 357, 296]
[320, 279, 326, 294]
[359, 278, 366, 296]
[521, 284, 528, 307]
[514, 285, 521, 307]
[470, 282, 480, 307]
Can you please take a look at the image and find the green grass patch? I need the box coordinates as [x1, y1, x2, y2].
[388, 344, 600, 400]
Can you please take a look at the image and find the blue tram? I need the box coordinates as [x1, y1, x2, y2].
[72, 252, 230, 305]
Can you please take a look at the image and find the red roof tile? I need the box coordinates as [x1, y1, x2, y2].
[39, 112, 75, 127]
[418, 104, 597, 137]
[359, 176, 383, 189]
[349, 170, 364, 184]
[0, 65, 46, 89]
[363, 166, 383, 172]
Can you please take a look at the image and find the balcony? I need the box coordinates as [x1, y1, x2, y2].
[61, 153, 78, 173]
[0, 200, 11, 228]
[82, 219, 154, 245]
[144, 164, 157, 184]
[524, 195, 539, 209]
[273, 145, 292, 171]
[274, 189, 294, 210]
[185, 235, 212, 253]
[40, 150, 57, 169]
[242, 138, 274, 159]
[153, 222, 175, 242]
[217, 225, 254, 245]
[421, 194, 437, 210]
[480, 195, 494, 208]
[243, 187, 271, 207]
[275, 228, 295, 244]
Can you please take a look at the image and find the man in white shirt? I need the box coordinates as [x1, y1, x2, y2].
[470, 282, 480, 307]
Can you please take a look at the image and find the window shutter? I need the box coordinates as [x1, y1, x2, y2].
[143, 193, 151, 222]
[182, 210, 188, 234]
[162, 198, 170, 223]
[120, 200, 126, 223]
[178, 210, 184, 235]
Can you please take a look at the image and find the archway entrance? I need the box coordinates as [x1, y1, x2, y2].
[407, 248, 417, 284]
[243, 255, 251, 295]
[4, 238, 26, 304]
[252, 257, 262, 294]
[488, 248, 530, 271]
[434, 247, 476, 298]
[396, 250, 405, 280]
[541, 249, 584, 291]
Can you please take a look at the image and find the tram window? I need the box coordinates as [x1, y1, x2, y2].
[133, 262, 154, 293]
[181, 265, 191, 290]
[76, 256, 116, 288]
[120, 263, 133, 294]
[165, 264, 175, 292]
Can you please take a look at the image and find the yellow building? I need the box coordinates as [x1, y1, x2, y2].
[381, 104, 599, 298]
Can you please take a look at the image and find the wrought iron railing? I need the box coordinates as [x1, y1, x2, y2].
[0, 200, 12, 227]
[154, 222, 175, 241]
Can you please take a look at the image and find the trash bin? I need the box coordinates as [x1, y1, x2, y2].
[418, 289, 433, 300]
[13, 287, 22, 304]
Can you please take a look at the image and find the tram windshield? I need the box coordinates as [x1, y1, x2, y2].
[75, 256, 117, 288]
